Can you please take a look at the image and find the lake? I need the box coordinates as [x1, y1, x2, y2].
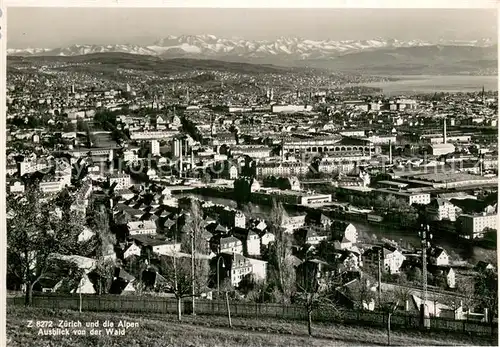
[350, 75, 498, 96]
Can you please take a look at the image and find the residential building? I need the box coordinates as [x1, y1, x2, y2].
[247, 258, 267, 282]
[130, 235, 181, 256]
[130, 130, 177, 141]
[261, 231, 275, 246]
[271, 104, 313, 113]
[426, 198, 457, 221]
[232, 228, 261, 256]
[234, 211, 246, 229]
[456, 212, 498, 239]
[123, 243, 142, 259]
[363, 246, 406, 274]
[331, 221, 358, 244]
[127, 220, 157, 236]
[150, 140, 160, 156]
[108, 173, 131, 190]
[9, 180, 25, 194]
[304, 228, 328, 245]
[429, 247, 450, 266]
[374, 188, 431, 205]
[256, 161, 309, 178]
[281, 212, 306, 233]
[334, 236, 353, 250]
[219, 236, 243, 254]
[218, 253, 253, 287]
[382, 247, 406, 274]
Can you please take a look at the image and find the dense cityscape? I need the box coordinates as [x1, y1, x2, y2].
[5, 8, 499, 347]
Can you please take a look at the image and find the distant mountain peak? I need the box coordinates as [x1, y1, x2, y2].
[7, 35, 497, 60]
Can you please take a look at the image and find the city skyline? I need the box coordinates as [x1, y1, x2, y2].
[7, 7, 498, 48]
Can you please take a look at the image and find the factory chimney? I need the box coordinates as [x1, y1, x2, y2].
[389, 140, 393, 165]
[280, 138, 285, 163]
[179, 138, 183, 176]
[443, 117, 447, 144]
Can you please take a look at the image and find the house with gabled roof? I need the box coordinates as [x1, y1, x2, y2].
[333, 236, 353, 250]
[142, 270, 168, 291]
[130, 234, 181, 256]
[78, 226, 95, 243]
[362, 245, 406, 274]
[123, 243, 142, 259]
[260, 231, 275, 247]
[330, 221, 358, 244]
[281, 210, 306, 233]
[428, 247, 450, 266]
[218, 236, 243, 255]
[475, 260, 495, 272]
[232, 227, 261, 256]
[110, 268, 136, 295]
[215, 253, 253, 287]
[127, 220, 157, 236]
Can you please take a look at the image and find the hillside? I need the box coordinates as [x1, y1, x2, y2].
[292, 45, 498, 75]
[7, 53, 296, 76]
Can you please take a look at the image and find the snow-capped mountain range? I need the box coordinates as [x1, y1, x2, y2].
[7, 35, 496, 59]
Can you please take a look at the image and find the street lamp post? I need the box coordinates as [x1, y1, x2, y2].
[419, 223, 432, 329]
[217, 256, 226, 297]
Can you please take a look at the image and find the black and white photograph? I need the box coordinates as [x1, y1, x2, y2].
[4, 2, 499, 346]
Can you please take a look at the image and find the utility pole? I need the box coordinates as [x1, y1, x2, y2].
[174, 217, 180, 321]
[190, 214, 196, 315]
[419, 223, 432, 329]
[378, 247, 382, 306]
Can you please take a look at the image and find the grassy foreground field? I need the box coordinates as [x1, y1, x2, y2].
[7, 306, 496, 347]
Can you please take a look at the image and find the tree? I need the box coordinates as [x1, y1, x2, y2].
[93, 258, 115, 295]
[385, 195, 397, 210]
[433, 272, 448, 289]
[454, 276, 476, 310]
[158, 253, 193, 321]
[378, 290, 400, 346]
[63, 122, 76, 132]
[296, 259, 342, 336]
[7, 187, 83, 305]
[406, 266, 422, 284]
[350, 276, 377, 310]
[84, 203, 116, 294]
[181, 200, 210, 314]
[76, 119, 89, 132]
[390, 275, 412, 311]
[240, 202, 255, 219]
[475, 270, 498, 328]
[268, 199, 296, 304]
[59, 261, 86, 312]
[201, 172, 211, 184]
[86, 204, 116, 259]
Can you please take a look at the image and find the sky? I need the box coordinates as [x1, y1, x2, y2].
[7, 7, 498, 48]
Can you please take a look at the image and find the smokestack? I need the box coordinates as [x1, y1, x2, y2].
[443, 117, 447, 144]
[281, 139, 284, 163]
[179, 139, 183, 176]
[389, 140, 393, 165]
[480, 154, 484, 176]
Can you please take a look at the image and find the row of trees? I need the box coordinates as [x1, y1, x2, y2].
[7, 186, 119, 305]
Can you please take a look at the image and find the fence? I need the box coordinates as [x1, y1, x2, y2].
[8, 294, 497, 337]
